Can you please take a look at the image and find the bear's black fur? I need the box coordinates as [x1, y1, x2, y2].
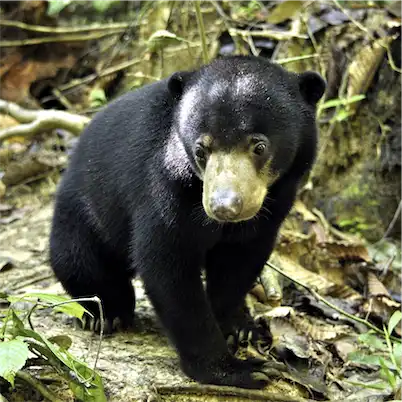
[50, 55, 325, 388]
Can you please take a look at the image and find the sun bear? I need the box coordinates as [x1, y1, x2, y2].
[49, 55, 326, 388]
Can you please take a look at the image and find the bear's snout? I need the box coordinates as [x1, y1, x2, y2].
[209, 189, 243, 221]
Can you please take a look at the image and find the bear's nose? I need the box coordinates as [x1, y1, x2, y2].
[210, 190, 243, 221]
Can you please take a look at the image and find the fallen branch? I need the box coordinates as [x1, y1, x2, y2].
[0, 99, 89, 141]
[0, 29, 124, 47]
[155, 384, 313, 402]
[0, 19, 134, 33]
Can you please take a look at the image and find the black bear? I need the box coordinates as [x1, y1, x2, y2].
[49, 55, 325, 388]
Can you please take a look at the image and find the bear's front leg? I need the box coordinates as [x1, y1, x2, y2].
[133, 223, 270, 389]
[205, 234, 278, 346]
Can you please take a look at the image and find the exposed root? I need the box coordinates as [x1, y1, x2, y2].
[0, 99, 89, 141]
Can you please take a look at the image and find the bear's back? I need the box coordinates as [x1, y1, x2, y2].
[54, 78, 176, 246]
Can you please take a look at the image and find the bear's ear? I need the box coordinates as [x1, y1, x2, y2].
[168, 71, 193, 99]
[298, 71, 326, 105]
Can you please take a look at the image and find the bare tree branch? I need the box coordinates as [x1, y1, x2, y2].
[0, 99, 90, 141]
[0, 19, 134, 33]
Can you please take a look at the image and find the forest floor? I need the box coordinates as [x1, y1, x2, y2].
[1, 190, 401, 402]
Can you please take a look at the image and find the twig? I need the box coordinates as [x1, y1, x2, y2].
[0, 99, 89, 141]
[15, 371, 64, 402]
[0, 30, 124, 47]
[302, 12, 325, 78]
[209, 0, 236, 24]
[265, 261, 401, 343]
[194, 1, 209, 64]
[381, 200, 402, 241]
[56, 57, 143, 95]
[0, 19, 134, 33]
[379, 253, 396, 281]
[275, 54, 318, 65]
[229, 28, 308, 41]
[155, 384, 312, 402]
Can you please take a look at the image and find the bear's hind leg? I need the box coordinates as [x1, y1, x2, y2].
[50, 204, 135, 333]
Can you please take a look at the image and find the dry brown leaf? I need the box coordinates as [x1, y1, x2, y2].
[321, 241, 371, 263]
[367, 272, 390, 297]
[270, 317, 311, 359]
[249, 283, 268, 304]
[362, 295, 401, 327]
[347, 38, 390, 112]
[270, 252, 363, 301]
[0, 53, 77, 104]
[256, 306, 295, 320]
[292, 200, 318, 222]
[311, 222, 328, 243]
[386, 1, 402, 17]
[333, 337, 358, 362]
[260, 263, 282, 306]
[292, 314, 351, 342]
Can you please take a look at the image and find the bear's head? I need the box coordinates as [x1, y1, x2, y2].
[167, 56, 326, 223]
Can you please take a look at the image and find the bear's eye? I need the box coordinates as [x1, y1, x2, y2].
[253, 142, 267, 156]
[195, 146, 206, 161]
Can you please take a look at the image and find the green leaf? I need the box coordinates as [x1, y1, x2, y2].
[334, 108, 354, 122]
[46, 0, 72, 16]
[11, 310, 25, 332]
[10, 312, 106, 401]
[379, 357, 397, 388]
[67, 355, 106, 402]
[345, 380, 390, 390]
[92, 0, 116, 12]
[393, 343, 402, 362]
[347, 351, 395, 369]
[388, 310, 402, 335]
[319, 94, 366, 111]
[358, 333, 387, 351]
[48, 335, 72, 350]
[89, 88, 107, 108]
[8, 293, 87, 322]
[0, 339, 29, 386]
[266, 1, 303, 24]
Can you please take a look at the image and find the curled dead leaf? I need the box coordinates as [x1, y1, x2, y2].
[347, 38, 391, 113]
[270, 317, 311, 360]
[260, 263, 282, 306]
[367, 272, 390, 297]
[249, 283, 268, 304]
